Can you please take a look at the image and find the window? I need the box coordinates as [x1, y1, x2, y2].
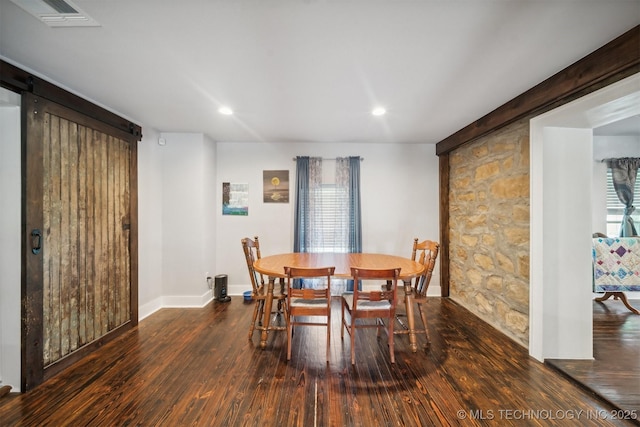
[311, 184, 349, 253]
[294, 156, 361, 255]
[294, 156, 362, 293]
[606, 169, 640, 236]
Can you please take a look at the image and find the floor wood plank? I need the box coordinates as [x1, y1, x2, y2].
[1, 298, 638, 426]
[547, 299, 640, 419]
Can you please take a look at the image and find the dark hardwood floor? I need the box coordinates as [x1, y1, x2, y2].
[1, 297, 638, 426]
[547, 299, 640, 419]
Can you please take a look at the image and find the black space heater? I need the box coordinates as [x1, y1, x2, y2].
[215, 274, 231, 302]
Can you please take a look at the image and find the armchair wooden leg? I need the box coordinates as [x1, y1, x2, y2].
[595, 291, 640, 314]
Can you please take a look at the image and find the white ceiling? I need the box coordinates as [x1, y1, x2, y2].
[1, 0, 639, 144]
[594, 115, 640, 136]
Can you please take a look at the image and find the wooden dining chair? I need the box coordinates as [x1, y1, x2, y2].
[284, 266, 335, 362]
[241, 236, 287, 341]
[394, 238, 439, 348]
[341, 267, 401, 365]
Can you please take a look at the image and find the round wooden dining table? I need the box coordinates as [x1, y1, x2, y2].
[253, 252, 426, 352]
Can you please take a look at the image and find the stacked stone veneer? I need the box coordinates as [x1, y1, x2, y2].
[448, 120, 530, 347]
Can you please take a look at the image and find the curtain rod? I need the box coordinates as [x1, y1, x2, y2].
[596, 157, 640, 163]
[292, 157, 364, 161]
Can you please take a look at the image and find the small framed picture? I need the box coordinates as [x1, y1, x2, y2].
[222, 182, 249, 215]
[263, 170, 289, 203]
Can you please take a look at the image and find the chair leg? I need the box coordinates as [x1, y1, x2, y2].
[350, 317, 356, 365]
[341, 300, 345, 339]
[388, 317, 395, 364]
[249, 300, 261, 340]
[417, 302, 431, 348]
[257, 300, 265, 326]
[326, 308, 331, 362]
[287, 315, 293, 361]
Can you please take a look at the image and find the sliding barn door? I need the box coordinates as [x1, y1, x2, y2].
[23, 93, 138, 390]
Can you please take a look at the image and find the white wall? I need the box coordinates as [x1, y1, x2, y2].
[160, 133, 217, 305]
[214, 142, 440, 296]
[137, 128, 164, 318]
[594, 135, 640, 160]
[591, 159, 608, 235]
[202, 134, 217, 297]
[541, 127, 594, 359]
[0, 87, 21, 392]
[138, 131, 217, 318]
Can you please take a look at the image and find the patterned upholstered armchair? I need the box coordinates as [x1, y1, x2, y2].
[592, 236, 640, 314]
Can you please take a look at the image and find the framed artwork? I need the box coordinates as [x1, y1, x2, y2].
[222, 182, 249, 215]
[263, 170, 289, 203]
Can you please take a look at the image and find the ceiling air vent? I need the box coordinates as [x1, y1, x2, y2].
[10, 0, 100, 27]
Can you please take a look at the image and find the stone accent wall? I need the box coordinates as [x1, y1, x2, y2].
[448, 119, 530, 347]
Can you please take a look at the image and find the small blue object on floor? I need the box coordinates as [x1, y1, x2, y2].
[243, 291, 253, 302]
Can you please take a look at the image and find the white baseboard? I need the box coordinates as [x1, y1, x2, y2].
[138, 297, 163, 321]
[427, 285, 442, 297]
[161, 290, 214, 308]
[138, 290, 214, 321]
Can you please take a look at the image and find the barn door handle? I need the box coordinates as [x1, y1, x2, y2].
[31, 229, 42, 255]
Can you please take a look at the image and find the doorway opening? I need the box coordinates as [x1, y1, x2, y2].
[529, 73, 640, 361]
[0, 86, 21, 392]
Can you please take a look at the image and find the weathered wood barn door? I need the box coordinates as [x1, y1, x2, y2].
[18, 79, 141, 390]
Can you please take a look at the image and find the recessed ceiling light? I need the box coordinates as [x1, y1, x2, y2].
[218, 106, 233, 115]
[372, 107, 386, 116]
